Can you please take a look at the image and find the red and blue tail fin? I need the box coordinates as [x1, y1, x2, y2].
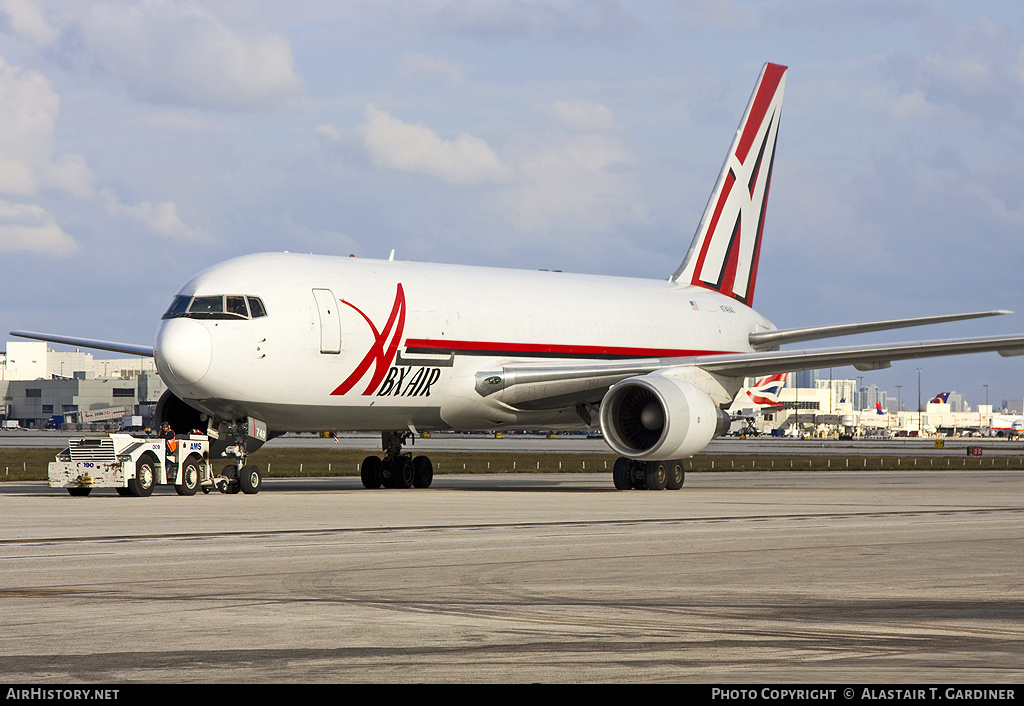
[672, 63, 787, 306]
[745, 372, 788, 406]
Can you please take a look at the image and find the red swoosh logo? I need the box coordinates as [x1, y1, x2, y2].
[330, 283, 406, 396]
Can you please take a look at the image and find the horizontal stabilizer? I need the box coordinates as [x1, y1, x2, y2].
[749, 310, 1013, 349]
[10, 330, 154, 357]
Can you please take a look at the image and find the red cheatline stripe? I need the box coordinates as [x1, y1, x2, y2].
[404, 338, 734, 359]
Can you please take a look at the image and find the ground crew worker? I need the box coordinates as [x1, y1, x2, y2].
[160, 422, 178, 484]
[160, 422, 178, 454]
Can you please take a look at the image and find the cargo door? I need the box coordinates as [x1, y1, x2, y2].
[312, 288, 342, 354]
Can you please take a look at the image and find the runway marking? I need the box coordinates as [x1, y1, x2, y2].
[1, 506, 1021, 547]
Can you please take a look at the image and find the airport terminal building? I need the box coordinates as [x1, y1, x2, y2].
[730, 373, 1014, 438]
[0, 341, 163, 429]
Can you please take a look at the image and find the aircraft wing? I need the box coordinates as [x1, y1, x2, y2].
[9, 331, 154, 357]
[694, 333, 1024, 378]
[477, 334, 1024, 410]
[748, 310, 1012, 349]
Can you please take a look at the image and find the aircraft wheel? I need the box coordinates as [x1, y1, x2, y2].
[412, 455, 433, 488]
[220, 464, 238, 494]
[239, 465, 261, 494]
[613, 457, 632, 490]
[175, 456, 201, 496]
[666, 460, 685, 491]
[361, 456, 382, 489]
[68, 487, 91, 497]
[116, 487, 132, 497]
[393, 456, 415, 489]
[644, 461, 667, 491]
[128, 455, 156, 497]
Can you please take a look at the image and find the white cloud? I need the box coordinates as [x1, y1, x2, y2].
[0, 200, 77, 254]
[359, 104, 509, 184]
[505, 131, 644, 234]
[0, 54, 206, 243]
[352, 99, 644, 235]
[99, 189, 207, 241]
[64, 0, 304, 111]
[0, 0, 57, 47]
[0, 56, 60, 196]
[315, 124, 342, 143]
[886, 89, 941, 121]
[398, 52, 465, 83]
[549, 99, 619, 132]
[0, 57, 98, 199]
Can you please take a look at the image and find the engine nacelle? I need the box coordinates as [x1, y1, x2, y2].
[599, 375, 730, 460]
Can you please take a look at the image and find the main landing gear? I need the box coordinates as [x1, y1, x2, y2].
[612, 457, 685, 491]
[361, 431, 433, 489]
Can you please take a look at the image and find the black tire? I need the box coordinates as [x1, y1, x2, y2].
[220, 464, 239, 494]
[666, 460, 685, 491]
[175, 455, 201, 496]
[644, 461, 667, 491]
[391, 456, 414, 489]
[68, 487, 91, 497]
[361, 456, 382, 489]
[412, 455, 433, 488]
[128, 455, 156, 497]
[613, 457, 632, 490]
[116, 487, 132, 497]
[239, 465, 261, 494]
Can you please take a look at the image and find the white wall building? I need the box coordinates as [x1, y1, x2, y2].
[1, 341, 156, 381]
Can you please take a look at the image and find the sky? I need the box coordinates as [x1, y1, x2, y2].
[1, 0, 1023, 409]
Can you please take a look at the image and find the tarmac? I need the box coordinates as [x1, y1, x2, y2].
[1, 467, 1022, 683]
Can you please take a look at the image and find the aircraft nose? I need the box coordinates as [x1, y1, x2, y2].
[155, 318, 213, 386]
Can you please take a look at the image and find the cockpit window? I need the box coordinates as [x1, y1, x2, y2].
[226, 296, 248, 318]
[166, 295, 191, 316]
[189, 296, 223, 315]
[247, 296, 267, 318]
[162, 295, 268, 320]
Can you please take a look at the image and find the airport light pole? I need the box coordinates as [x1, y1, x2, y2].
[917, 367, 922, 433]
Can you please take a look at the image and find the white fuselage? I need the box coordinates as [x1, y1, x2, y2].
[153, 252, 773, 433]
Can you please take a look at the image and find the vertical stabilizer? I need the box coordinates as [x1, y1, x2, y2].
[671, 63, 787, 306]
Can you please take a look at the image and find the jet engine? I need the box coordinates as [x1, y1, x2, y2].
[599, 375, 730, 460]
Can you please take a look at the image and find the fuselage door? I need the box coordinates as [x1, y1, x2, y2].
[312, 288, 342, 354]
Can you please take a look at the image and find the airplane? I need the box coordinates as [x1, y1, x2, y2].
[14, 62, 1024, 492]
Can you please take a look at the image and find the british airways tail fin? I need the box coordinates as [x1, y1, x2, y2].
[671, 63, 787, 306]
[744, 372, 788, 407]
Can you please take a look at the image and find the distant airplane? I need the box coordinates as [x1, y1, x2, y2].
[989, 415, 1024, 437]
[14, 63, 1024, 491]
